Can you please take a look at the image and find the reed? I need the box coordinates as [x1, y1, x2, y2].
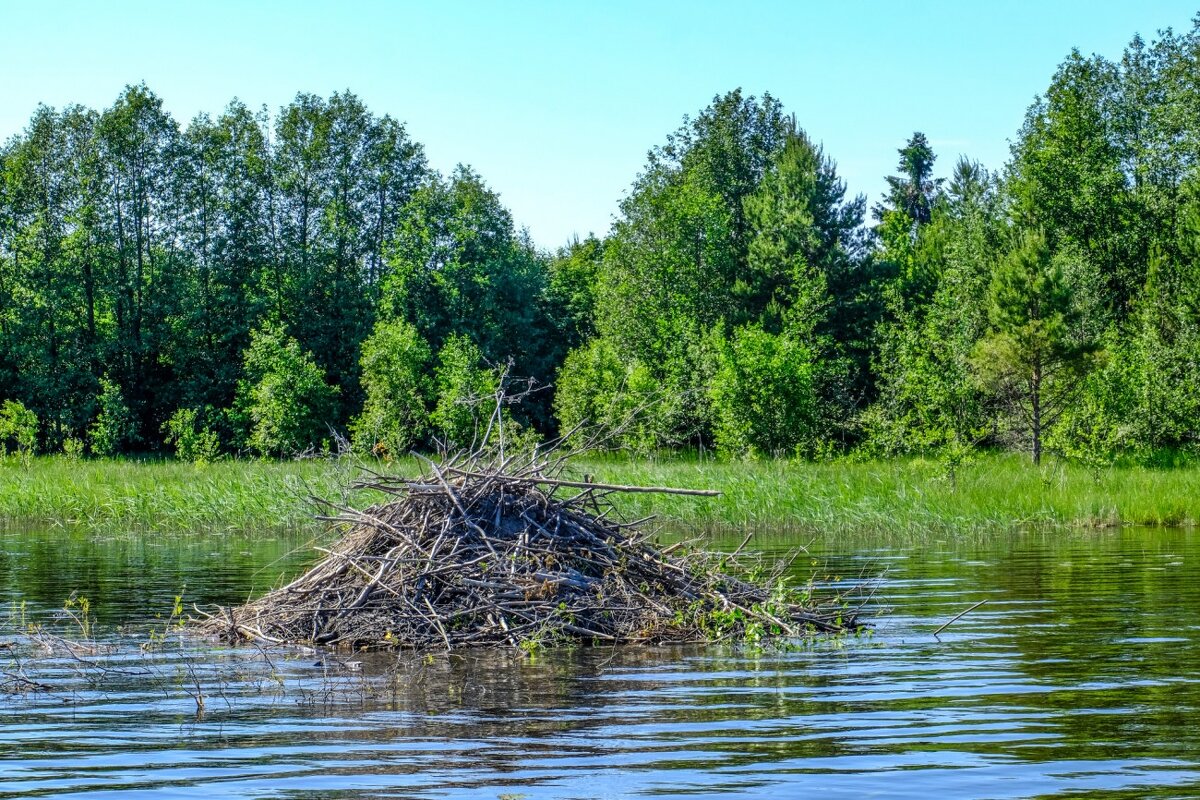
[0, 456, 357, 532]
[3, 451, 1198, 534]
[574, 452, 1200, 534]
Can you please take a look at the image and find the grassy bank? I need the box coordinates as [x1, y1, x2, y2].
[2, 452, 1199, 534]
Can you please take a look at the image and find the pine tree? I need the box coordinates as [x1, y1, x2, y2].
[972, 231, 1100, 463]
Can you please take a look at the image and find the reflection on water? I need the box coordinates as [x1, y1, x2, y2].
[1, 527, 1199, 798]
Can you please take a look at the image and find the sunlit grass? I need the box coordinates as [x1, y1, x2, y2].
[0, 456, 352, 533]
[573, 452, 1200, 534]
[2, 451, 1198, 534]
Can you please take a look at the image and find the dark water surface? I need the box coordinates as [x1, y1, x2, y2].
[2, 526, 1199, 799]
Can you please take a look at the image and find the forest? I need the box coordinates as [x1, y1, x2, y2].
[4, 25, 1200, 470]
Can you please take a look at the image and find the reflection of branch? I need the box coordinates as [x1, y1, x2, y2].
[184, 659, 206, 718]
[1, 667, 55, 694]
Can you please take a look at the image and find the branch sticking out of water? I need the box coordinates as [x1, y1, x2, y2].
[933, 599, 989, 639]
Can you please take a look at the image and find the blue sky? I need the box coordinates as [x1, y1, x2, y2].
[1, 1, 1196, 248]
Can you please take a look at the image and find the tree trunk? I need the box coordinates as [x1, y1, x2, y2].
[1031, 363, 1043, 465]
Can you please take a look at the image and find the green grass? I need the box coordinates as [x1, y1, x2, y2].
[3, 451, 1199, 534]
[572, 452, 1200, 534]
[0, 456, 351, 533]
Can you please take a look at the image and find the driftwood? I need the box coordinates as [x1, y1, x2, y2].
[196, 437, 859, 650]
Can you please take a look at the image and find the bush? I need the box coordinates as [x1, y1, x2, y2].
[553, 338, 680, 454]
[351, 319, 433, 459]
[0, 400, 38, 464]
[431, 335, 499, 448]
[235, 323, 339, 457]
[89, 377, 135, 456]
[62, 436, 85, 460]
[709, 325, 820, 458]
[554, 339, 629, 435]
[163, 408, 221, 464]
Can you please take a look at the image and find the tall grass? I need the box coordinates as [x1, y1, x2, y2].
[0, 456, 351, 533]
[574, 452, 1200, 534]
[2, 451, 1198, 534]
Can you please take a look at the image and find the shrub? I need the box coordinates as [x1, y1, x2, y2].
[709, 325, 820, 458]
[553, 338, 679, 454]
[89, 377, 135, 456]
[62, 436, 85, 460]
[235, 323, 339, 457]
[431, 334, 499, 448]
[163, 408, 222, 464]
[0, 400, 38, 465]
[351, 319, 433, 459]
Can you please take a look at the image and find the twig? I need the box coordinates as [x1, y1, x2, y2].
[445, 469, 721, 496]
[933, 599, 989, 639]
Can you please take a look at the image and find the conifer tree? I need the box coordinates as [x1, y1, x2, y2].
[972, 231, 1100, 463]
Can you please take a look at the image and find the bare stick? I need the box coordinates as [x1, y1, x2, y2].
[445, 469, 721, 497]
[933, 599, 989, 638]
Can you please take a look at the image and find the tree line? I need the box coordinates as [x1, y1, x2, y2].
[4, 23, 1200, 467]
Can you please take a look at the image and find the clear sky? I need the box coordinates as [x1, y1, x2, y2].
[1, 1, 1196, 249]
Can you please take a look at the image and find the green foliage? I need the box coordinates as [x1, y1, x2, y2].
[89, 377, 135, 457]
[865, 180, 996, 458]
[430, 334, 498, 448]
[163, 408, 221, 465]
[269, 91, 427, 423]
[546, 235, 604, 347]
[351, 318, 432, 458]
[1006, 50, 1140, 316]
[553, 338, 680, 454]
[875, 132, 943, 228]
[0, 86, 426, 456]
[579, 93, 864, 452]
[971, 231, 1102, 463]
[384, 166, 560, 428]
[62, 593, 94, 640]
[749, 126, 874, 410]
[651, 88, 792, 247]
[709, 326, 821, 458]
[7, 30, 1200, 470]
[1103, 238, 1200, 452]
[598, 170, 735, 366]
[62, 436, 85, 460]
[236, 324, 338, 457]
[742, 128, 837, 334]
[590, 92, 787, 425]
[1048, 379, 1125, 481]
[0, 400, 38, 464]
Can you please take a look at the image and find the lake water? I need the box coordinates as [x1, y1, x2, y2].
[2, 525, 1199, 799]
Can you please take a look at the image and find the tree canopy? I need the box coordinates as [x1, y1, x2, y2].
[5, 21, 1200, 467]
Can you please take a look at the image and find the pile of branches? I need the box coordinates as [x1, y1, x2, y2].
[197, 442, 860, 650]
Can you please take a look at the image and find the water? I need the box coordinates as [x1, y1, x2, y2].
[2, 526, 1199, 798]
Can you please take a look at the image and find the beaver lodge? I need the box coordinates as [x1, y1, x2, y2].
[197, 441, 861, 650]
